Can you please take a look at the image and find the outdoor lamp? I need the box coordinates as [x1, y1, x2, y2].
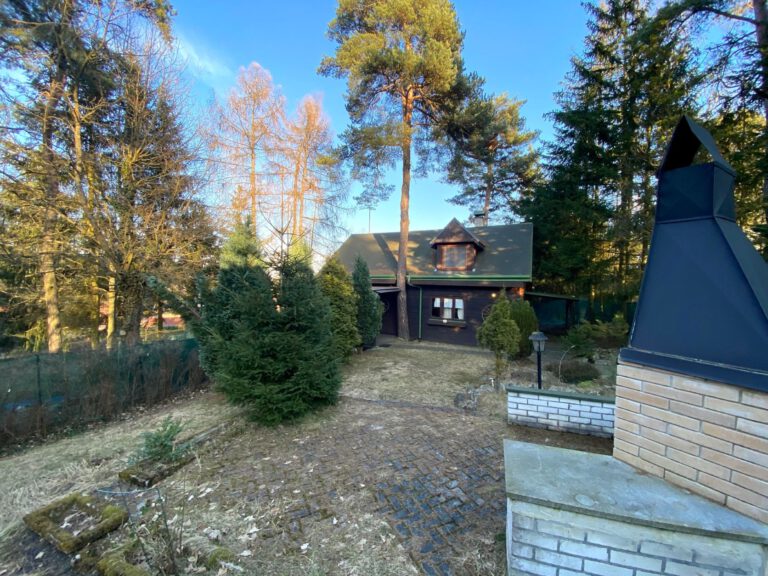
[529, 331, 547, 353]
[529, 331, 547, 389]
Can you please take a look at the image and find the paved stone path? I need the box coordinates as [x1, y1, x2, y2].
[202, 396, 610, 575]
[8, 395, 611, 575]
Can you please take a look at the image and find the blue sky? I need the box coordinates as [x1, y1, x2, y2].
[171, 1, 589, 236]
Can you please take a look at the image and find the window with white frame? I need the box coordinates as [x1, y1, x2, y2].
[431, 297, 464, 321]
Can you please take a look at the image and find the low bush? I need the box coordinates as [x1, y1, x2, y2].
[134, 416, 188, 463]
[556, 361, 600, 384]
[563, 323, 596, 360]
[591, 313, 629, 347]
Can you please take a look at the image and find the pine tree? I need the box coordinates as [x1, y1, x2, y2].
[651, 0, 768, 256]
[352, 256, 383, 349]
[318, 257, 361, 362]
[320, 0, 464, 339]
[438, 74, 540, 222]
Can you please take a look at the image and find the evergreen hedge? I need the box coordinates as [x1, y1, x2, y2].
[477, 295, 521, 378]
[352, 256, 383, 348]
[509, 298, 539, 358]
[319, 257, 361, 362]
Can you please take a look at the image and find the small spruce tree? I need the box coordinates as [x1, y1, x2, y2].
[319, 257, 361, 362]
[352, 256, 382, 348]
[191, 221, 269, 379]
[477, 295, 521, 378]
[256, 255, 340, 424]
[509, 298, 539, 358]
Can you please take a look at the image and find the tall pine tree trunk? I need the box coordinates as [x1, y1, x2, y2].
[396, 95, 412, 340]
[106, 274, 117, 350]
[484, 162, 493, 224]
[122, 273, 144, 347]
[40, 69, 66, 353]
[753, 0, 768, 256]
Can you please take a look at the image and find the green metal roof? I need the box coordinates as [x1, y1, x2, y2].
[334, 221, 533, 282]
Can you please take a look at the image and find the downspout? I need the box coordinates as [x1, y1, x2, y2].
[406, 275, 423, 341]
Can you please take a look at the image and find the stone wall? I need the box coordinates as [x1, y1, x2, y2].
[506, 386, 614, 437]
[507, 501, 767, 576]
[614, 361, 768, 524]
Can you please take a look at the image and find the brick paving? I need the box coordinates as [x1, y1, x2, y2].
[196, 396, 611, 575]
[6, 392, 611, 575]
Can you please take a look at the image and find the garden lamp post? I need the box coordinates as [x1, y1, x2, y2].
[529, 331, 548, 389]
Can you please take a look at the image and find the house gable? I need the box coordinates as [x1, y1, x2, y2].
[429, 218, 485, 272]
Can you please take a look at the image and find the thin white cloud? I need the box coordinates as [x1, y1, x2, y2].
[175, 32, 233, 82]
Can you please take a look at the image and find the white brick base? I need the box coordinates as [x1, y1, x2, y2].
[507, 386, 614, 437]
[507, 500, 768, 576]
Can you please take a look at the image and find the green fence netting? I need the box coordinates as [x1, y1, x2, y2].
[0, 338, 207, 447]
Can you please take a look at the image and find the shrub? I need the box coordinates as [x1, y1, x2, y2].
[556, 360, 600, 384]
[563, 323, 596, 360]
[319, 257, 361, 362]
[352, 256, 383, 348]
[509, 298, 539, 358]
[562, 313, 628, 359]
[591, 313, 629, 348]
[477, 295, 520, 378]
[135, 417, 188, 463]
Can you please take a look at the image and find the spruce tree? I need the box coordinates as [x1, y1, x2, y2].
[519, 0, 701, 301]
[260, 256, 340, 424]
[194, 231, 342, 425]
[509, 298, 539, 358]
[352, 256, 383, 349]
[477, 295, 520, 378]
[192, 225, 274, 395]
[319, 257, 361, 362]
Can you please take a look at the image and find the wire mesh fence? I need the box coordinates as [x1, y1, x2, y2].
[0, 338, 207, 447]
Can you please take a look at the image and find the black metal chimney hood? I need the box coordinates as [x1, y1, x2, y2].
[620, 116, 768, 391]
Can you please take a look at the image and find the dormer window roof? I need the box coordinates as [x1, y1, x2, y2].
[429, 218, 485, 249]
[430, 218, 484, 271]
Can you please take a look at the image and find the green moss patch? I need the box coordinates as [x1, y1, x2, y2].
[118, 452, 195, 487]
[23, 493, 127, 554]
[96, 544, 150, 576]
[204, 545, 235, 570]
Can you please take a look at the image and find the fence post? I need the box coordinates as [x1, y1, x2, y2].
[36, 353, 45, 436]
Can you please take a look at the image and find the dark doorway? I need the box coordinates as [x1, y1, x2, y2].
[379, 292, 398, 335]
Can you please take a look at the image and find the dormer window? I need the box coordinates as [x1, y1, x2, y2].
[430, 217, 485, 273]
[437, 244, 475, 271]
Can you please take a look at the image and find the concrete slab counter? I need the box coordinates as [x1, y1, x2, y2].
[504, 440, 768, 575]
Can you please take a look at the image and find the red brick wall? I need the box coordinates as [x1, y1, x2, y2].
[613, 361, 768, 523]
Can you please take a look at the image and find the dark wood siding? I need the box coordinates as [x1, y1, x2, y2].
[405, 285, 523, 346]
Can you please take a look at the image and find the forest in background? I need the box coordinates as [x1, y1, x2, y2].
[1, 0, 766, 354]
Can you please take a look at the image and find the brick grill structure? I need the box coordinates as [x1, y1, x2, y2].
[613, 361, 768, 525]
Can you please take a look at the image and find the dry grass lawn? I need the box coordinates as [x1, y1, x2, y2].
[342, 338, 497, 406]
[0, 338, 613, 576]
